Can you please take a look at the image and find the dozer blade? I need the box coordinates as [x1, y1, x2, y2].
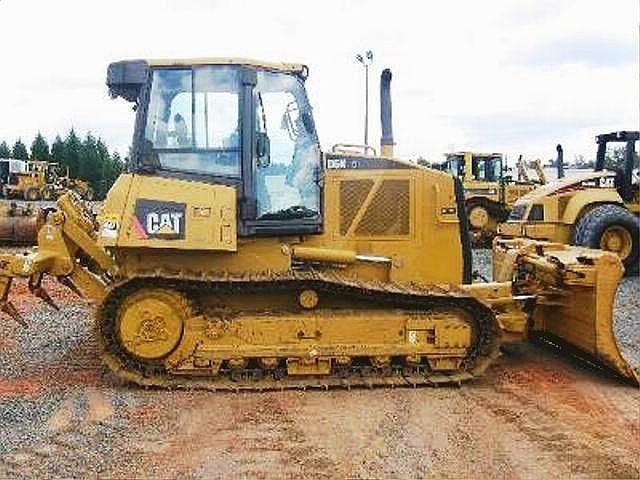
[494, 237, 638, 385]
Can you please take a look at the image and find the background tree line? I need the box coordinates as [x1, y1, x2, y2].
[0, 130, 125, 199]
[551, 146, 639, 170]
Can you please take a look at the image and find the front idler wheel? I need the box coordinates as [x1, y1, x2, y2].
[116, 289, 188, 361]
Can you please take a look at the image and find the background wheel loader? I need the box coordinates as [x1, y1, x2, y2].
[0, 160, 92, 246]
[498, 131, 639, 275]
[1, 160, 94, 201]
[0, 58, 635, 390]
[438, 152, 545, 246]
[2, 160, 57, 201]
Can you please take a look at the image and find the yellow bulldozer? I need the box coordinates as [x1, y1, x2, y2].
[438, 152, 545, 245]
[499, 131, 639, 275]
[0, 59, 635, 390]
[51, 166, 95, 201]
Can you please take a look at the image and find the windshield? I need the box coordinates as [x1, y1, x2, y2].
[254, 70, 321, 219]
[144, 66, 241, 177]
[472, 155, 502, 182]
[444, 155, 463, 177]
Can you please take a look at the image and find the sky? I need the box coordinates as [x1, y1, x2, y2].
[0, 0, 638, 166]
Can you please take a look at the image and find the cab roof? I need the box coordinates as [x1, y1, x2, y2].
[445, 152, 503, 157]
[107, 57, 308, 103]
[146, 57, 307, 75]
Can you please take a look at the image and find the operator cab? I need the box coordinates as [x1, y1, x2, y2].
[594, 131, 639, 202]
[108, 59, 323, 236]
[442, 152, 503, 183]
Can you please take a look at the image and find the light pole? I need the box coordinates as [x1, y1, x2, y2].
[355, 50, 373, 147]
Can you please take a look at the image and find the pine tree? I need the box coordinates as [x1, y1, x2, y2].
[85, 133, 109, 193]
[51, 135, 66, 164]
[605, 146, 639, 170]
[0, 130, 123, 198]
[95, 138, 111, 196]
[0, 141, 10, 158]
[79, 132, 98, 183]
[63, 129, 82, 178]
[103, 151, 124, 197]
[30, 132, 51, 161]
[11, 139, 29, 160]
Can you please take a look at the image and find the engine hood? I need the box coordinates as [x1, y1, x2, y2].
[514, 170, 617, 204]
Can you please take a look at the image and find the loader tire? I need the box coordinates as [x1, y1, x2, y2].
[24, 187, 40, 201]
[573, 203, 639, 276]
[465, 199, 507, 248]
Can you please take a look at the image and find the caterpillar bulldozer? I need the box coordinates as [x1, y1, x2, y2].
[0, 58, 635, 390]
[438, 152, 545, 246]
[50, 166, 95, 201]
[499, 131, 639, 275]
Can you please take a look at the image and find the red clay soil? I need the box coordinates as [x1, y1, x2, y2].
[0, 276, 638, 478]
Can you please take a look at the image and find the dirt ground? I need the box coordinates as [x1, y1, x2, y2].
[0, 275, 639, 479]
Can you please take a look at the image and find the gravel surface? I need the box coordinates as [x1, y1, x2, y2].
[0, 251, 638, 478]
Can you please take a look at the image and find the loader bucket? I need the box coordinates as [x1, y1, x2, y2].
[0, 203, 44, 245]
[493, 237, 638, 385]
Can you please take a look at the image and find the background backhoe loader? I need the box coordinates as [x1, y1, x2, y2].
[0, 59, 635, 390]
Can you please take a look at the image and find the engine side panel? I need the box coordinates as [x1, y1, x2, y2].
[309, 165, 465, 285]
[99, 174, 237, 251]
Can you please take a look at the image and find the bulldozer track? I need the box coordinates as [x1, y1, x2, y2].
[96, 268, 502, 391]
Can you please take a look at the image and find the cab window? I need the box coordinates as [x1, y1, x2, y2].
[144, 66, 241, 177]
[444, 155, 464, 177]
[253, 71, 321, 220]
[472, 155, 501, 182]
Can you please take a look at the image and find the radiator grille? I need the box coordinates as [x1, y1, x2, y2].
[339, 179, 374, 235]
[355, 179, 410, 236]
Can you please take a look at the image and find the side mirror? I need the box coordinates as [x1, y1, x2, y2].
[256, 132, 270, 168]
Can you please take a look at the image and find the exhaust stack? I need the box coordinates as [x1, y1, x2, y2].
[556, 144, 565, 179]
[380, 68, 394, 158]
